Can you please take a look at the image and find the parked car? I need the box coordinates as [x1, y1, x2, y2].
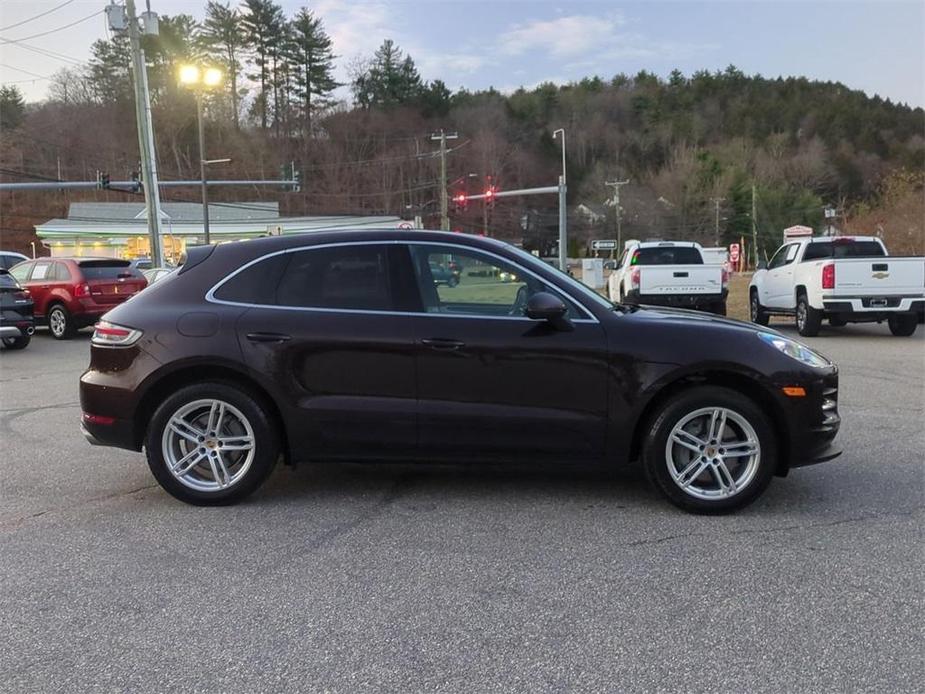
[428, 260, 460, 287]
[143, 267, 176, 284]
[0, 251, 28, 270]
[750, 236, 925, 336]
[130, 258, 154, 271]
[10, 258, 147, 339]
[0, 269, 34, 350]
[80, 230, 841, 514]
[608, 241, 728, 315]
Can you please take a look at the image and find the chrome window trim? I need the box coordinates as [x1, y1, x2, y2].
[205, 239, 600, 323]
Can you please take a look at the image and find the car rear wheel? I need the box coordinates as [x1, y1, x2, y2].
[749, 290, 770, 326]
[1, 334, 30, 350]
[795, 294, 821, 337]
[47, 304, 75, 340]
[888, 314, 918, 337]
[642, 386, 777, 513]
[146, 382, 280, 505]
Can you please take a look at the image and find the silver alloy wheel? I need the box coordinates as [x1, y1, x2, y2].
[161, 398, 256, 493]
[750, 294, 759, 321]
[796, 301, 806, 331]
[49, 308, 66, 337]
[665, 406, 761, 500]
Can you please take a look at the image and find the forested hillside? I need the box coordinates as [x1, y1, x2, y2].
[1, 0, 922, 257]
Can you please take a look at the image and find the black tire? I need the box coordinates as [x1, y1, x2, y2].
[828, 316, 847, 327]
[888, 314, 918, 337]
[749, 290, 769, 326]
[1, 334, 31, 350]
[795, 294, 821, 337]
[145, 382, 280, 505]
[642, 386, 777, 514]
[47, 303, 75, 340]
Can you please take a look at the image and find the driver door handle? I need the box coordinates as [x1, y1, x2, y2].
[420, 338, 465, 351]
[246, 332, 291, 343]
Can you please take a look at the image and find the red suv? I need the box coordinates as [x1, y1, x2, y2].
[10, 258, 147, 339]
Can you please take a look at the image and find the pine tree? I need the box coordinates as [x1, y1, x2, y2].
[200, 1, 246, 129]
[88, 34, 133, 104]
[289, 8, 339, 135]
[241, 0, 285, 130]
[352, 39, 422, 108]
[0, 85, 26, 130]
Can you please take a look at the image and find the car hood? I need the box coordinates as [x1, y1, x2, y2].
[627, 304, 788, 337]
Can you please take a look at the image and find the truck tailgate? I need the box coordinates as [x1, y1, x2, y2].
[639, 265, 724, 295]
[828, 257, 925, 297]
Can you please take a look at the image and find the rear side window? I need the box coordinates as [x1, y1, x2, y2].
[802, 240, 886, 261]
[633, 246, 703, 265]
[30, 263, 52, 280]
[275, 245, 392, 311]
[77, 260, 137, 279]
[213, 254, 290, 304]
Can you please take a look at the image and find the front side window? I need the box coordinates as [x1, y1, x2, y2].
[768, 245, 796, 270]
[409, 244, 579, 319]
[30, 262, 52, 281]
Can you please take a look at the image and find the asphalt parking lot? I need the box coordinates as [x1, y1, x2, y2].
[1, 323, 922, 692]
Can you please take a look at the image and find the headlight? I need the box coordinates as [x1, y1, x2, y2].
[757, 332, 830, 368]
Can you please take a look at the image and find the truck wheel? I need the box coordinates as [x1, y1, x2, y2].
[888, 314, 918, 337]
[749, 290, 769, 326]
[795, 295, 821, 337]
[828, 316, 847, 327]
[642, 386, 777, 514]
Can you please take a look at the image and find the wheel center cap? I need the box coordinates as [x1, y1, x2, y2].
[705, 446, 717, 458]
[205, 438, 218, 449]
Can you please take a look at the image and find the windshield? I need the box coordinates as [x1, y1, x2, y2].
[0, 271, 19, 289]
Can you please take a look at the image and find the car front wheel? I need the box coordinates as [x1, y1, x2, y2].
[146, 382, 280, 505]
[642, 386, 777, 513]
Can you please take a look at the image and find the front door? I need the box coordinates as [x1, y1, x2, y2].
[225, 243, 422, 460]
[407, 243, 609, 461]
[764, 243, 799, 309]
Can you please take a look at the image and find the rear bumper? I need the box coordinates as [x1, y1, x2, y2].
[822, 297, 924, 318]
[0, 323, 34, 339]
[80, 415, 137, 450]
[626, 289, 727, 309]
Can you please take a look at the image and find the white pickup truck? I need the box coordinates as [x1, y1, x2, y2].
[608, 241, 728, 314]
[749, 236, 924, 337]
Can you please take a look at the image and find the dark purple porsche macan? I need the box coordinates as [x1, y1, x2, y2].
[79, 230, 841, 513]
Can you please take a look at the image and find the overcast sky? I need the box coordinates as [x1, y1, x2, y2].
[1, 0, 923, 108]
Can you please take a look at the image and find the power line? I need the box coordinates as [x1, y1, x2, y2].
[0, 9, 102, 43]
[0, 62, 52, 80]
[0, 0, 78, 32]
[0, 36, 84, 65]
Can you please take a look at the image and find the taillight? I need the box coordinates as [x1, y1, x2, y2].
[630, 267, 641, 289]
[74, 283, 91, 298]
[822, 263, 835, 290]
[91, 321, 142, 347]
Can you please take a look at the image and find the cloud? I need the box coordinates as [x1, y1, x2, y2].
[498, 13, 628, 58]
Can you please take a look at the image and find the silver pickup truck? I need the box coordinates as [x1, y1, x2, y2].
[608, 241, 728, 315]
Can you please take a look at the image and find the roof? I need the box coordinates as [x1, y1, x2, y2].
[634, 240, 701, 248]
[67, 202, 279, 223]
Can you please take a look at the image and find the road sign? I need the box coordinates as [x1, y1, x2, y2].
[591, 239, 618, 251]
[729, 243, 740, 262]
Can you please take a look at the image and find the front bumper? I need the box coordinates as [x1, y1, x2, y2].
[779, 369, 842, 471]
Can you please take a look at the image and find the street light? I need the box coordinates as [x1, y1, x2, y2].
[179, 64, 223, 245]
[553, 128, 567, 271]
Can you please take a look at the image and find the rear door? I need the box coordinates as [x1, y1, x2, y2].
[408, 242, 609, 460]
[78, 260, 147, 305]
[225, 243, 421, 460]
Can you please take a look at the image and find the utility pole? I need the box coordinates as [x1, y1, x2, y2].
[195, 91, 210, 244]
[605, 180, 630, 252]
[751, 183, 758, 270]
[123, 0, 164, 265]
[430, 130, 458, 231]
[553, 129, 567, 272]
[711, 196, 725, 246]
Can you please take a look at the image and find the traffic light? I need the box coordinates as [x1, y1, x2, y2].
[97, 172, 111, 189]
[292, 166, 301, 193]
[453, 193, 467, 211]
[484, 186, 496, 209]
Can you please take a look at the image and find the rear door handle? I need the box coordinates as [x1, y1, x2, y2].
[246, 332, 291, 343]
[420, 338, 465, 351]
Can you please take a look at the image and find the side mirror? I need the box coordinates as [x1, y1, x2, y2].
[525, 291, 572, 330]
[757, 259, 768, 270]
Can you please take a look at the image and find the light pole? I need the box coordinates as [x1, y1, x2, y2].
[553, 128, 567, 272]
[179, 65, 222, 245]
